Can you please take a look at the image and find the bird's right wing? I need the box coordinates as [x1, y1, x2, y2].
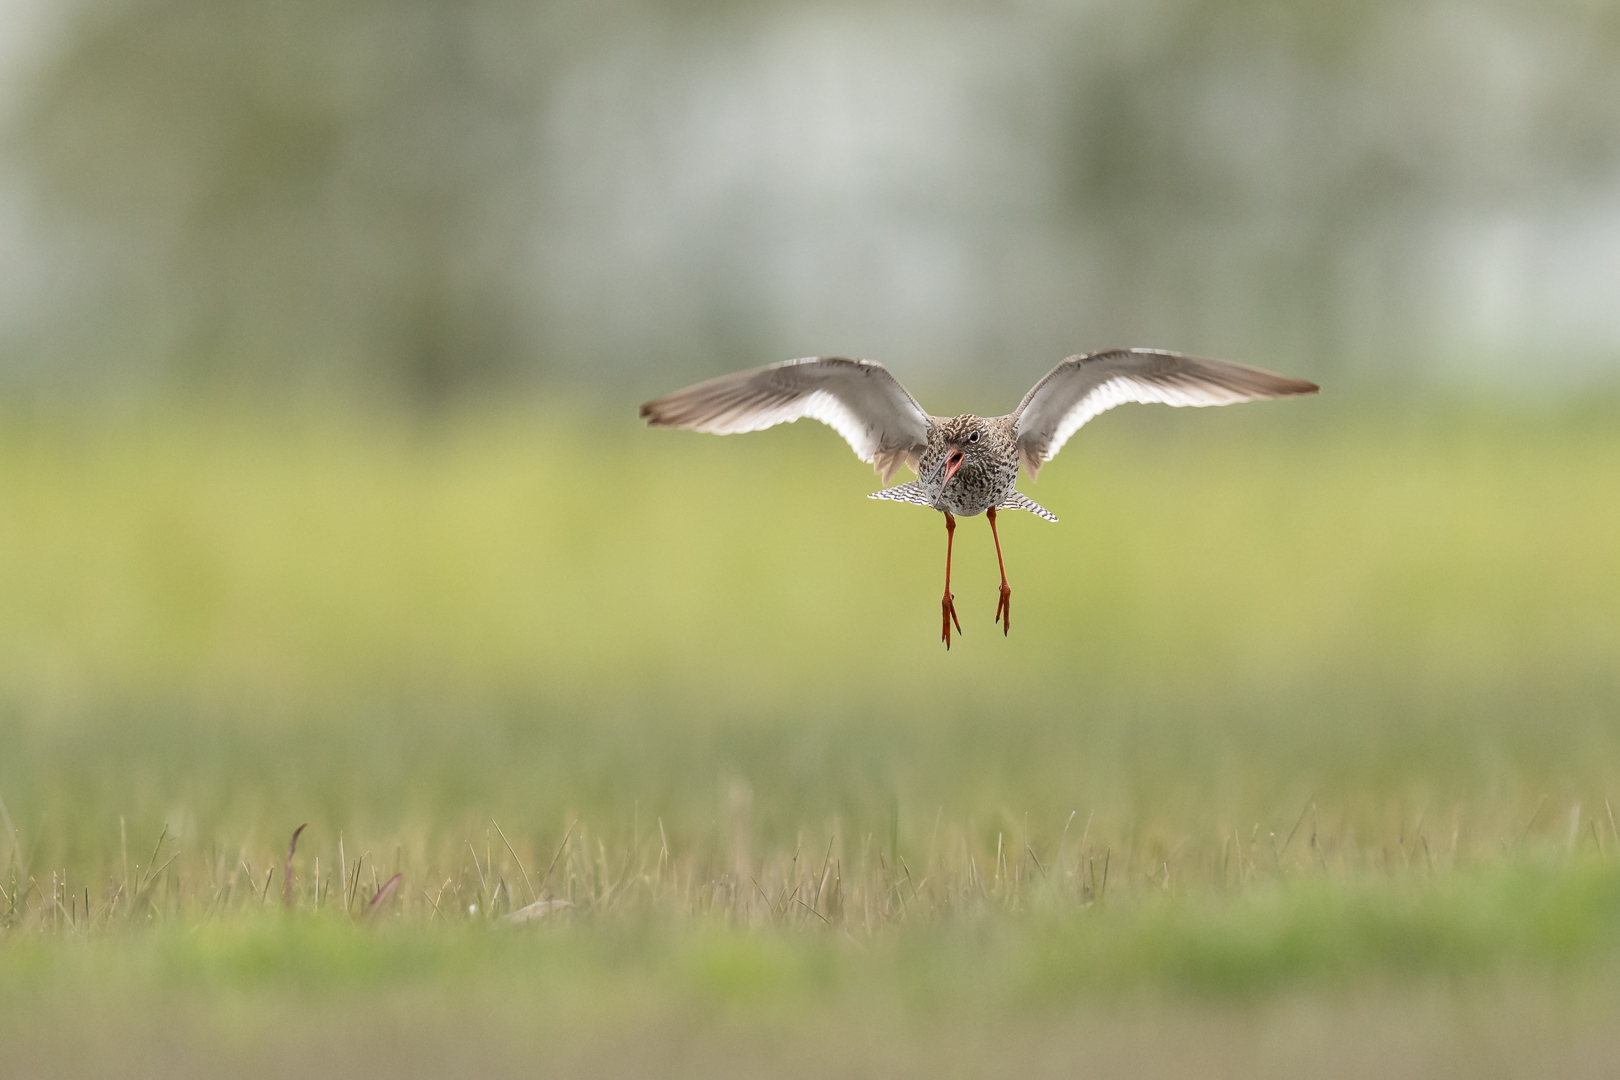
[640, 357, 932, 483]
[1011, 349, 1318, 479]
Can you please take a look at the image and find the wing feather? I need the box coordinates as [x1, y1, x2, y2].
[1011, 349, 1318, 479]
[640, 357, 932, 483]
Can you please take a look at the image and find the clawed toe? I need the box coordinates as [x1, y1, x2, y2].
[941, 592, 963, 649]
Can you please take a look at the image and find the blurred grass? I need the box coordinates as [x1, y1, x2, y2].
[6, 859, 1620, 1078]
[9, 858, 1620, 999]
[1, 393, 1619, 1070]
[2, 395, 1615, 713]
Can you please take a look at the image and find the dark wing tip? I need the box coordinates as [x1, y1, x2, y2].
[1224, 365, 1319, 398]
[639, 399, 667, 424]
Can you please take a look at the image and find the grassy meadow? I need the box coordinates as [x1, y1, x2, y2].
[1, 391, 1619, 1076]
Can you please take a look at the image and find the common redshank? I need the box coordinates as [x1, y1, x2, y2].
[640, 349, 1317, 648]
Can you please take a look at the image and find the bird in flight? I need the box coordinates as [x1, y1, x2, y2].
[640, 350, 1317, 648]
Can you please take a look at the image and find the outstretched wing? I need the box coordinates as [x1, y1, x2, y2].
[1011, 350, 1318, 479]
[640, 357, 932, 483]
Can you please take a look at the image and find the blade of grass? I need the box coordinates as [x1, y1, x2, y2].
[283, 824, 306, 910]
[492, 819, 536, 904]
[539, 820, 577, 894]
[364, 873, 402, 919]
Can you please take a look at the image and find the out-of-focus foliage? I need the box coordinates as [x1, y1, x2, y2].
[1048, 0, 1620, 371]
[13, 0, 585, 400]
[6, 0, 1620, 398]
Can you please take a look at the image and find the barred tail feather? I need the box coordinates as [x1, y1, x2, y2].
[1001, 490, 1058, 522]
[868, 481, 935, 508]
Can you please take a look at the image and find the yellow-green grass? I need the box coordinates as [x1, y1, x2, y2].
[1, 393, 1619, 1072]
[8, 855, 1620, 992]
[6, 860, 1620, 1078]
[2, 395, 1614, 718]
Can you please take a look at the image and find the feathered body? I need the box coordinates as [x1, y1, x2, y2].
[867, 414, 1054, 520]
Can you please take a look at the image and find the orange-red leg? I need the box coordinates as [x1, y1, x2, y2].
[988, 506, 1011, 635]
[941, 512, 962, 649]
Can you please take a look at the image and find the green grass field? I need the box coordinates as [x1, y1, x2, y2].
[2, 393, 1618, 1076]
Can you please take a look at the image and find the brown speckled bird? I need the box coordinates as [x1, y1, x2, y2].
[640, 349, 1318, 648]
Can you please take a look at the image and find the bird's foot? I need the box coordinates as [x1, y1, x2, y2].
[941, 592, 963, 649]
[995, 583, 1011, 636]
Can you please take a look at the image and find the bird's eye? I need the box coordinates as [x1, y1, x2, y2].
[969, 431, 979, 443]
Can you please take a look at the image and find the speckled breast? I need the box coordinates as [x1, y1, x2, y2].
[930, 458, 1019, 517]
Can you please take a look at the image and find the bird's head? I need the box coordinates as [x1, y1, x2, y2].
[937, 415, 993, 485]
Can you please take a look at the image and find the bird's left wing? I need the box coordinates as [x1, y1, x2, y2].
[1010, 350, 1318, 479]
[640, 357, 932, 483]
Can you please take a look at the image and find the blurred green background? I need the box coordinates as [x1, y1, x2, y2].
[0, 1, 1618, 1076]
[4, 0, 1620, 397]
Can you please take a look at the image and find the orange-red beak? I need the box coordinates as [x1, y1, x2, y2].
[943, 449, 965, 483]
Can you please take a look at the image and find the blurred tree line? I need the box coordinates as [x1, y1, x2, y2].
[12, 0, 587, 401]
[6, 0, 1619, 403]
